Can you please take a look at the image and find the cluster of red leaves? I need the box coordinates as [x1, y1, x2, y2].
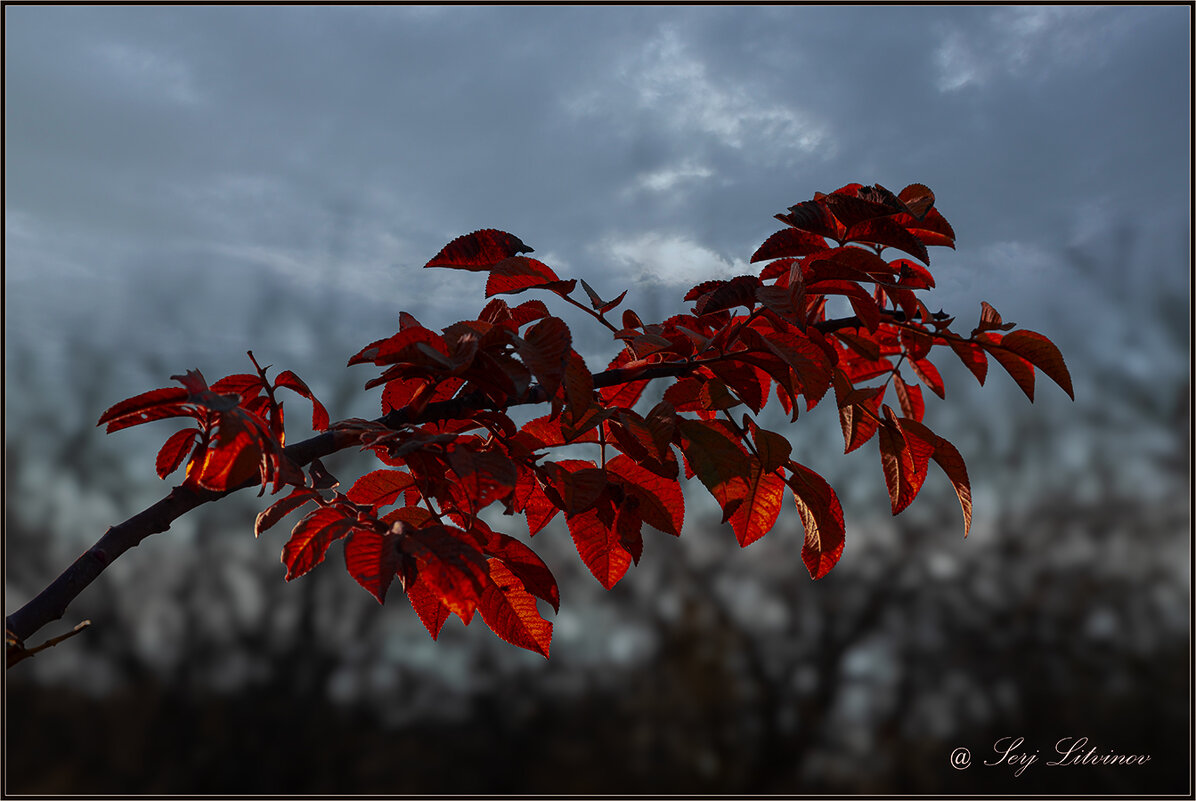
[99, 183, 1072, 658]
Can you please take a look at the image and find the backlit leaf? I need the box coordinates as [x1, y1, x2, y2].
[476, 528, 560, 612]
[282, 506, 355, 580]
[255, 486, 320, 537]
[406, 577, 451, 640]
[156, 428, 199, 479]
[346, 469, 416, 508]
[568, 504, 632, 589]
[725, 461, 785, 547]
[787, 462, 846, 579]
[479, 559, 553, 658]
[97, 386, 190, 433]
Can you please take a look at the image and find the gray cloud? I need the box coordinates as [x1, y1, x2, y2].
[4, 5, 1189, 373]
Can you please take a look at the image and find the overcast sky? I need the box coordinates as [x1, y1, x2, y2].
[4, 4, 1190, 416]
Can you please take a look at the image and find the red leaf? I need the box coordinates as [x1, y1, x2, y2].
[424, 229, 534, 271]
[346, 469, 416, 508]
[543, 460, 607, 515]
[599, 377, 650, 409]
[186, 417, 267, 492]
[156, 428, 199, 479]
[898, 207, 956, 249]
[897, 183, 935, 219]
[614, 500, 645, 564]
[519, 316, 572, 399]
[519, 473, 559, 536]
[511, 299, 551, 327]
[787, 461, 846, 579]
[893, 258, 937, 289]
[776, 200, 843, 241]
[478, 559, 553, 658]
[725, 461, 785, 547]
[344, 525, 402, 604]
[677, 419, 755, 522]
[401, 526, 489, 623]
[749, 422, 792, 473]
[476, 528, 560, 612]
[406, 577, 451, 640]
[448, 449, 518, 512]
[876, 407, 935, 515]
[978, 332, 1037, 400]
[210, 373, 266, 401]
[563, 350, 594, 417]
[893, 374, 925, 422]
[485, 257, 570, 297]
[998, 330, 1074, 400]
[844, 218, 930, 264]
[948, 339, 988, 385]
[274, 370, 330, 431]
[97, 386, 190, 433]
[606, 454, 684, 536]
[750, 228, 830, 263]
[348, 327, 445, 367]
[692, 275, 761, 315]
[973, 301, 1016, 334]
[567, 504, 632, 589]
[909, 357, 946, 399]
[282, 506, 355, 580]
[898, 418, 972, 537]
[823, 192, 897, 229]
[708, 360, 771, 413]
[255, 486, 320, 537]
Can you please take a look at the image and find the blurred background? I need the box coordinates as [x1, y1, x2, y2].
[4, 5, 1190, 794]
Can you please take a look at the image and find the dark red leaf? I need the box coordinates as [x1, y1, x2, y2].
[519, 316, 572, 399]
[844, 218, 930, 264]
[978, 332, 1037, 400]
[485, 257, 573, 297]
[949, 339, 988, 385]
[606, 454, 684, 536]
[424, 229, 534, 271]
[998, 330, 1074, 400]
[750, 228, 830, 263]
[777, 200, 843, 241]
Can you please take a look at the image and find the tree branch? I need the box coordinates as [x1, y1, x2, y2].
[5, 312, 869, 657]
